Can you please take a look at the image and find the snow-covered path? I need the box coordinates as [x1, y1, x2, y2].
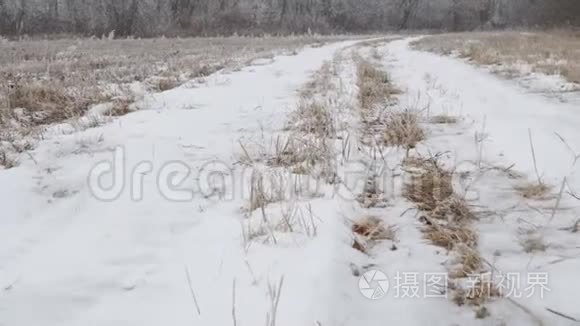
[382, 39, 580, 325]
[386, 38, 580, 188]
[0, 40, 361, 326]
[1, 36, 579, 326]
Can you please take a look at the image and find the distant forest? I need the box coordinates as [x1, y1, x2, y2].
[0, 0, 579, 37]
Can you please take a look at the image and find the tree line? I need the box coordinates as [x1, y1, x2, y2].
[0, 0, 578, 37]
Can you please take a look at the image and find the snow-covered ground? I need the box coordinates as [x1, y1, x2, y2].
[1, 36, 579, 326]
[383, 38, 580, 325]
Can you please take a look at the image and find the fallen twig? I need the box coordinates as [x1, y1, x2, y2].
[185, 265, 202, 316]
[545, 307, 580, 323]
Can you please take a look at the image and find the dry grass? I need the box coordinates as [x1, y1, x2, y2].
[107, 99, 134, 117]
[382, 110, 426, 149]
[423, 220, 478, 251]
[413, 30, 580, 84]
[452, 245, 483, 278]
[264, 135, 337, 184]
[246, 171, 287, 213]
[0, 35, 346, 131]
[356, 58, 398, 110]
[355, 58, 424, 150]
[239, 56, 341, 194]
[156, 78, 180, 92]
[300, 62, 334, 97]
[352, 216, 396, 253]
[431, 196, 475, 224]
[7, 81, 106, 125]
[403, 159, 454, 212]
[270, 71, 338, 182]
[514, 181, 552, 200]
[287, 100, 335, 137]
[264, 136, 330, 170]
[403, 156, 493, 306]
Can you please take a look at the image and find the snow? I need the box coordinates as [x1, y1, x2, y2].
[0, 40, 358, 326]
[382, 38, 580, 325]
[1, 36, 579, 326]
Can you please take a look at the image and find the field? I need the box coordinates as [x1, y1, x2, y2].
[1, 32, 579, 326]
[413, 30, 580, 94]
[0, 35, 348, 131]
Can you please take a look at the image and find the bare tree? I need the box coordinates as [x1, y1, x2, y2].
[0, 0, 577, 37]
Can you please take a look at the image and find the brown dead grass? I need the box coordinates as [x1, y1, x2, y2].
[264, 136, 330, 171]
[240, 60, 339, 186]
[7, 82, 106, 125]
[403, 159, 454, 212]
[107, 99, 133, 117]
[403, 156, 494, 305]
[452, 245, 483, 278]
[287, 100, 335, 137]
[383, 110, 426, 149]
[514, 181, 552, 200]
[413, 30, 580, 84]
[157, 78, 180, 92]
[423, 219, 478, 251]
[356, 58, 398, 110]
[352, 216, 396, 253]
[1, 35, 348, 132]
[355, 58, 424, 150]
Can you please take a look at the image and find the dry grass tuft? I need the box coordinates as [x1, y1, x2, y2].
[107, 99, 133, 116]
[352, 216, 396, 241]
[431, 196, 475, 224]
[287, 100, 335, 137]
[246, 171, 287, 212]
[356, 58, 398, 110]
[403, 155, 490, 307]
[157, 78, 180, 92]
[403, 159, 454, 212]
[7, 81, 106, 126]
[452, 244, 483, 278]
[266, 136, 325, 169]
[423, 220, 478, 251]
[514, 181, 552, 200]
[382, 110, 425, 149]
[355, 58, 424, 150]
[352, 216, 396, 253]
[8, 82, 70, 111]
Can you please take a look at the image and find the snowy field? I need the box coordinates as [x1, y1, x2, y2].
[1, 34, 579, 325]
